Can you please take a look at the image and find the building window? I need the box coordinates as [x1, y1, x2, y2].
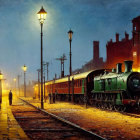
[133, 52, 137, 57]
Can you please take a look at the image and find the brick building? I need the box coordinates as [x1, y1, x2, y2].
[132, 16, 140, 70]
[106, 32, 133, 69]
[74, 15, 140, 73]
[106, 15, 140, 71]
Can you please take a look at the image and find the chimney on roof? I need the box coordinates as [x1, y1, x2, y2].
[116, 33, 119, 42]
[93, 41, 99, 61]
[125, 32, 129, 40]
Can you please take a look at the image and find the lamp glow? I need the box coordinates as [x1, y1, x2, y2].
[0, 71, 3, 80]
[22, 65, 27, 72]
[68, 29, 73, 41]
[37, 6, 47, 24]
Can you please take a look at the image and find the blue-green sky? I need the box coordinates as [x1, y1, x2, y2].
[0, 0, 140, 86]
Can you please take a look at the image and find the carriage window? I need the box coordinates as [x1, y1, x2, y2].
[80, 80, 82, 86]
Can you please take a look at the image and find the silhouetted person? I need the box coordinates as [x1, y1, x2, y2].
[53, 93, 55, 103]
[9, 90, 12, 105]
[49, 93, 51, 104]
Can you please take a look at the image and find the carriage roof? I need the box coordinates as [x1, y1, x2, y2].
[45, 69, 106, 85]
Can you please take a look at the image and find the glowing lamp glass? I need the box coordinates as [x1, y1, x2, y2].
[13, 78, 16, 82]
[68, 29, 73, 41]
[37, 6, 47, 24]
[22, 65, 27, 72]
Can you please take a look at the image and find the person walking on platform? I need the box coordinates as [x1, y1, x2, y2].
[49, 93, 51, 104]
[53, 93, 55, 103]
[9, 90, 13, 105]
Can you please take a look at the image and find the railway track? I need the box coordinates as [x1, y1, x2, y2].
[11, 98, 106, 140]
[122, 112, 140, 118]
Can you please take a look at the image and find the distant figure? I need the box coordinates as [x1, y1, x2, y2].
[53, 93, 55, 103]
[9, 90, 13, 105]
[49, 93, 51, 104]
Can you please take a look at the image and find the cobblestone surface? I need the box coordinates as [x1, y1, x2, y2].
[24, 98, 140, 140]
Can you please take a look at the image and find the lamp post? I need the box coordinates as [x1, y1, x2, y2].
[0, 71, 3, 104]
[22, 65, 27, 97]
[68, 29, 73, 76]
[37, 6, 47, 109]
[68, 29, 73, 101]
[13, 78, 16, 94]
[37, 69, 40, 99]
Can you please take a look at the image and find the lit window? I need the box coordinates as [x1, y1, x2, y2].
[133, 52, 137, 57]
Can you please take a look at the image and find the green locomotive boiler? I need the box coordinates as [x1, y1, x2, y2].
[91, 60, 140, 111]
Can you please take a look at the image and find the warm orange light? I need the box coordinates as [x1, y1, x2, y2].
[0, 72, 3, 80]
[22, 64, 27, 72]
[13, 78, 16, 82]
[68, 29, 73, 41]
[37, 6, 47, 24]
[133, 52, 137, 57]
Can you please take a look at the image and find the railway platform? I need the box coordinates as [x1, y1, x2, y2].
[0, 91, 29, 140]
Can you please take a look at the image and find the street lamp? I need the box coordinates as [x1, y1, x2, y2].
[0, 71, 3, 104]
[13, 78, 16, 94]
[68, 29, 73, 76]
[37, 6, 47, 109]
[68, 29, 73, 101]
[22, 65, 27, 97]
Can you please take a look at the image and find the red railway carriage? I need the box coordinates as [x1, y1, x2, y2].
[44, 69, 105, 103]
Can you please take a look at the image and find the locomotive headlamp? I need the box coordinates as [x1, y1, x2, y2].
[68, 29, 73, 41]
[37, 6, 47, 24]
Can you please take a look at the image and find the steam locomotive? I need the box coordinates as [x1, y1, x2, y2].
[91, 60, 140, 111]
[34, 60, 140, 111]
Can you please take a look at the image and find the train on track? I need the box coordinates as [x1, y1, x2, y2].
[34, 60, 140, 112]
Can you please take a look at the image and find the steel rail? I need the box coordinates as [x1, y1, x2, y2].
[121, 112, 140, 118]
[19, 98, 106, 140]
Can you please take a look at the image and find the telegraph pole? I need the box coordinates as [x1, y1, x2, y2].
[46, 62, 49, 81]
[55, 54, 67, 78]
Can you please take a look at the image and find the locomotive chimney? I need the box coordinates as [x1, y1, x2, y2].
[116, 63, 122, 73]
[124, 60, 133, 73]
[93, 41, 99, 61]
[125, 32, 129, 40]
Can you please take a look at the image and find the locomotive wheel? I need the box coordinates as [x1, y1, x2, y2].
[97, 102, 100, 108]
[114, 105, 120, 111]
[96, 102, 101, 108]
[120, 106, 126, 112]
[104, 102, 108, 109]
[101, 102, 105, 109]
[108, 103, 113, 110]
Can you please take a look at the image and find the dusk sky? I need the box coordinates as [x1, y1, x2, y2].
[1, 0, 140, 86]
